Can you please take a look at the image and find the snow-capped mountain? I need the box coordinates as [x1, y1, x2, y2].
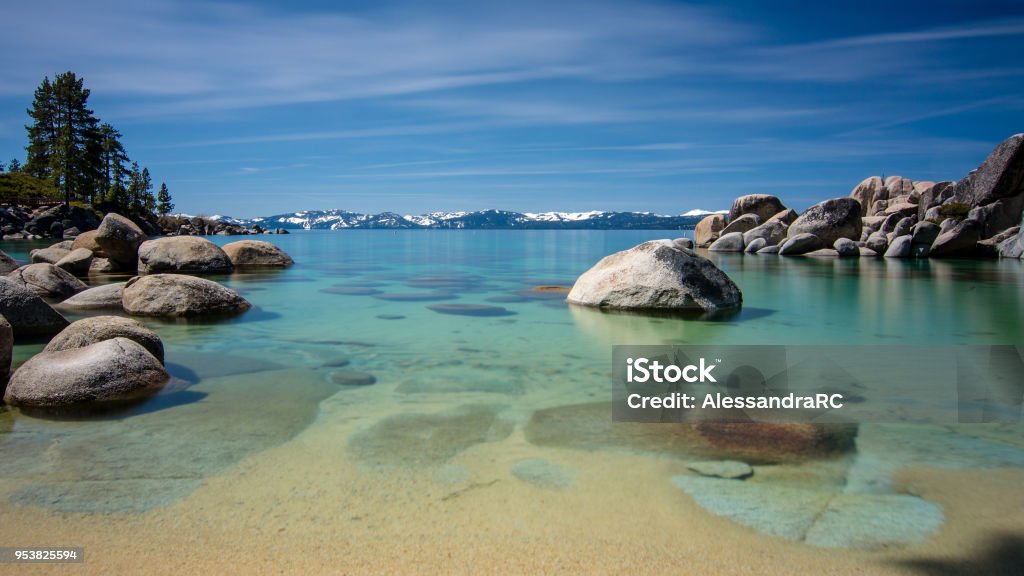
[197, 208, 721, 230]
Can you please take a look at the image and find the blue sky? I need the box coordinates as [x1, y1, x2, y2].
[1, 0, 1022, 218]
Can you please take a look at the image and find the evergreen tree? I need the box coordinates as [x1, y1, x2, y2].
[98, 123, 129, 197]
[156, 182, 174, 215]
[25, 71, 102, 207]
[0, 160, 5, 173]
[8, 158, 21, 173]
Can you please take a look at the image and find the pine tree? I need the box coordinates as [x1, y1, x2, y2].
[98, 123, 129, 197]
[8, 158, 21, 173]
[156, 182, 174, 215]
[24, 71, 102, 207]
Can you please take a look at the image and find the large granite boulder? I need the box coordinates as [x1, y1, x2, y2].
[708, 232, 745, 252]
[744, 238, 767, 254]
[778, 233, 823, 256]
[0, 250, 18, 275]
[95, 213, 146, 268]
[967, 194, 1024, 239]
[566, 240, 742, 313]
[137, 236, 234, 275]
[3, 337, 168, 407]
[7, 263, 87, 300]
[55, 283, 125, 311]
[45, 316, 164, 364]
[767, 208, 798, 225]
[743, 220, 789, 247]
[30, 247, 70, 265]
[910, 222, 941, 258]
[694, 214, 727, 248]
[916, 181, 953, 221]
[55, 248, 93, 276]
[728, 194, 786, 223]
[850, 176, 883, 216]
[834, 238, 859, 258]
[787, 198, 862, 246]
[929, 219, 983, 258]
[222, 240, 294, 267]
[71, 230, 104, 254]
[952, 133, 1024, 207]
[122, 274, 251, 317]
[884, 235, 913, 258]
[0, 277, 69, 338]
[720, 214, 760, 236]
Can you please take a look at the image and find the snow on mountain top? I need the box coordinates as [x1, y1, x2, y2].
[681, 209, 729, 217]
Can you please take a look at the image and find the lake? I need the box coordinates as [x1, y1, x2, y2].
[1, 230, 1023, 574]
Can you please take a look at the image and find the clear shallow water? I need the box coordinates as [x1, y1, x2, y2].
[1, 231, 1023, 564]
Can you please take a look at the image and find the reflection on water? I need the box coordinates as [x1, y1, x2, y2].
[1, 231, 1023, 557]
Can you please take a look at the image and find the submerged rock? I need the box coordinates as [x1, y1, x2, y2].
[567, 239, 742, 313]
[686, 460, 753, 480]
[427, 304, 516, 317]
[137, 236, 234, 275]
[4, 337, 168, 407]
[329, 371, 377, 386]
[222, 240, 294, 267]
[0, 277, 69, 338]
[45, 316, 164, 364]
[122, 274, 251, 317]
[8, 263, 87, 300]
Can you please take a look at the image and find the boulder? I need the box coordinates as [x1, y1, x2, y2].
[137, 236, 234, 275]
[757, 245, 781, 255]
[89, 258, 117, 274]
[861, 216, 887, 234]
[923, 206, 943, 222]
[728, 194, 785, 223]
[694, 214, 727, 247]
[869, 199, 888, 218]
[566, 240, 742, 313]
[7, 263, 87, 300]
[221, 240, 294, 267]
[95, 213, 146, 267]
[55, 248, 93, 276]
[0, 314, 11, 385]
[122, 274, 251, 317]
[0, 250, 19, 275]
[708, 232, 746, 252]
[805, 249, 839, 257]
[859, 247, 879, 258]
[767, 208, 798, 225]
[978, 227, 1020, 258]
[850, 176, 883, 215]
[673, 238, 694, 250]
[71, 230, 104, 255]
[0, 277, 70, 338]
[880, 213, 903, 235]
[951, 133, 1024, 207]
[30, 247, 70, 265]
[929, 219, 983, 258]
[3, 337, 168, 407]
[967, 193, 1024, 239]
[884, 202, 918, 217]
[50, 240, 74, 250]
[865, 232, 888, 254]
[910, 221, 941, 256]
[998, 233, 1024, 258]
[885, 176, 914, 199]
[891, 216, 914, 240]
[743, 220, 789, 247]
[55, 283, 126, 311]
[720, 214, 760, 236]
[917, 181, 953, 221]
[834, 238, 859, 258]
[744, 238, 767, 254]
[778, 233, 823, 256]
[787, 198, 862, 246]
[884, 235, 912, 258]
[45, 316, 164, 364]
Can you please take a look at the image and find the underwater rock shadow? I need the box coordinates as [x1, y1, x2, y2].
[142, 305, 283, 326]
[896, 532, 1024, 576]
[13, 386, 208, 422]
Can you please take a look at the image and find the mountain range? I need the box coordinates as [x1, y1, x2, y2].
[190, 209, 725, 230]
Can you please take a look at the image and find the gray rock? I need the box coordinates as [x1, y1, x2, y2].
[744, 237, 767, 253]
[55, 283, 125, 311]
[767, 208, 798, 225]
[71, 230, 104, 255]
[869, 199, 888, 218]
[861, 216, 887, 234]
[720, 213, 760, 236]
[30, 247, 70, 265]
[89, 257, 117, 274]
[673, 238, 694, 250]
[865, 232, 889, 253]
[222, 240, 294, 267]
[55, 248, 93, 276]
[884, 235, 913, 258]
[3, 337, 168, 407]
[566, 239, 742, 313]
[923, 206, 943, 222]
[939, 218, 959, 233]
[728, 194, 785, 222]
[879, 213, 903, 235]
[0, 314, 11, 385]
[779, 233, 823, 256]
[998, 233, 1023, 258]
[137, 236, 234, 275]
[893, 216, 915, 239]
[122, 274, 251, 317]
[978, 226, 1020, 257]
[0, 277, 69, 338]
[7, 263, 87, 300]
[885, 175, 914, 199]
[833, 238, 859, 257]
[883, 202, 918, 217]
[850, 176, 883, 215]
[787, 198, 863, 246]
[917, 181, 953, 221]
[757, 245, 781, 255]
[694, 214, 727, 247]
[930, 219, 983, 258]
[951, 133, 1024, 207]
[0, 250, 19, 275]
[45, 316, 164, 364]
[96, 213, 146, 268]
[50, 240, 74, 250]
[967, 194, 1024, 239]
[687, 460, 753, 480]
[742, 219, 789, 247]
[910, 221, 941, 247]
[708, 231, 745, 252]
[805, 248, 840, 257]
[859, 247, 879, 257]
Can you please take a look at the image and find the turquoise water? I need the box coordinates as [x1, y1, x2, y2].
[1, 230, 1023, 559]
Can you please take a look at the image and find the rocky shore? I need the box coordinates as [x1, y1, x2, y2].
[0, 211, 293, 409]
